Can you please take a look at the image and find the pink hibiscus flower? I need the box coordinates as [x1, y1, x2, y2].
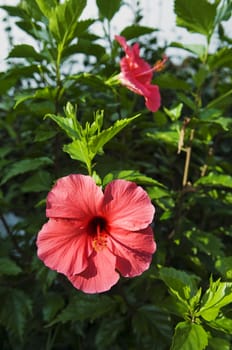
[36, 174, 156, 294]
[115, 35, 166, 112]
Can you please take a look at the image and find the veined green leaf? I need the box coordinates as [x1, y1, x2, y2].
[0, 258, 22, 276]
[88, 114, 140, 157]
[195, 173, 232, 189]
[45, 114, 81, 140]
[208, 315, 232, 334]
[48, 294, 116, 325]
[0, 288, 32, 340]
[171, 321, 208, 350]
[159, 267, 199, 302]
[103, 170, 166, 187]
[198, 278, 232, 321]
[174, 0, 217, 38]
[1, 157, 53, 185]
[63, 139, 90, 168]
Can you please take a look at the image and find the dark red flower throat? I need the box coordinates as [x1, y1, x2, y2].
[88, 216, 108, 251]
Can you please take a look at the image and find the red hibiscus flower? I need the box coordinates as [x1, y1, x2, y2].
[115, 35, 166, 112]
[36, 174, 156, 294]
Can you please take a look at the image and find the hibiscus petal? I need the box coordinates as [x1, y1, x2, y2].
[68, 249, 119, 293]
[108, 226, 156, 277]
[115, 35, 128, 52]
[36, 219, 93, 276]
[46, 174, 104, 221]
[144, 85, 161, 112]
[102, 179, 155, 231]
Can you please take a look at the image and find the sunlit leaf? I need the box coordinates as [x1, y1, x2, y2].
[198, 278, 232, 321]
[159, 267, 199, 302]
[195, 173, 232, 189]
[215, 256, 232, 280]
[171, 321, 208, 350]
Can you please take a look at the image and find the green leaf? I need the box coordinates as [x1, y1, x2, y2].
[8, 44, 43, 61]
[208, 47, 232, 70]
[96, 0, 122, 20]
[154, 73, 191, 91]
[1, 157, 53, 185]
[171, 42, 207, 61]
[215, 0, 232, 24]
[159, 267, 199, 303]
[45, 109, 82, 141]
[50, 294, 116, 325]
[95, 316, 126, 349]
[120, 25, 157, 40]
[174, 0, 217, 38]
[208, 315, 232, 334]
[132, 305, 172, 340]
[206, 88, 232, 109]
[198, 108, 231, 131]
[164, 103, 183, 121]
[208, 337, 231, 350]
[21, 170, 52, 193]
[63, 139, 90, 168]
[171, 321, 208, 350]
[0, 258, 22, 276]
[193, 66, 209, 87]
[88, 114, 140, 157]
[215, 256, 232, 280]
[147, 130, 179, 148]
[103, 170, 166, 187]
[14, 87, 58, 109]
[185, 229, 224, 258]
[0, 288, 32, 340]
[198, 278, 232, 321]
[49, 0, 87, 45]
[43, 292, 65, 322]
[35, 0, 57, 17]
[195, 173, 232, 189]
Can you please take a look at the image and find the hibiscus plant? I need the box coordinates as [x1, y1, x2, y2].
[0, 0, 232, 349]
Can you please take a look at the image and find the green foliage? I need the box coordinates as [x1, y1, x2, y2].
[0, 257, 22, 276]
[46, 102, 140, 174]
[0, 0, 232, 348]
[171, 322, 208, 350]
[175, 0, 217, 39]
[0, 288, 32, 340]
[96, 0, 122, 20]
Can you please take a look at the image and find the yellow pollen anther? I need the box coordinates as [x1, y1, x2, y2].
[153, 56, 168, 72]
[92, 234, 107, 251]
